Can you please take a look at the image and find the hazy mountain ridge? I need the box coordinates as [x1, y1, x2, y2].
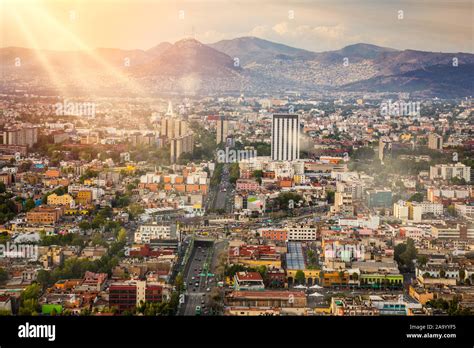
[1, 37, 473, 96]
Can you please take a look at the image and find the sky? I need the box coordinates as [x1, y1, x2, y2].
[1, 0, 473, 53]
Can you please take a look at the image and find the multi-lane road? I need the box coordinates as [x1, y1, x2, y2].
[181, 242, 216, 316]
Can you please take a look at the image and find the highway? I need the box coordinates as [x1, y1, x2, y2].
[181, 242, 216, 316]
[212, 163, 235, 213]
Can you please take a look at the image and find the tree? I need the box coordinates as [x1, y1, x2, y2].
[326, 191, 335, 204]
[0, 267, 8, 282]
[117, 228, 127, 243]
[295, 270, 305, 285]
[408, 193, 424, 202]
[395, 238, 417, 270]
[399, 238, 417, 270]
[174, 274, 185, 292]
[417, 255, 428, 267]
[128, 203, 144, 219]
[0, 182, 5, 194]
[19, 298, 40, 315]
[277, 192, 303, 211]
[21, 283, 41, 301]
[36, 270, 52, 288]
[24, 198, 36, 211]
[447, 205, 456, 217]
[229, 163, 240, 184]
[79, 221, 91, 231]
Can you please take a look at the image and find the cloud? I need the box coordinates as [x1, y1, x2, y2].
[246, 22, 362, 51]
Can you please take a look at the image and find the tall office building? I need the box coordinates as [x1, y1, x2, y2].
[170, 134, 194, 163]
[271, 114, 300, 161]
[216, 115, 228, 144]
[161, 117, 188, 139]
[1, 127, 38, 148]
[428, 133, 443, 150]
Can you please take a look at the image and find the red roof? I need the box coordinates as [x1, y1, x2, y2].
[235, 271, 263, 282]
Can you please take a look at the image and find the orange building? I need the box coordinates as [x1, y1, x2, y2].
[279, 179, 293, 188]
[26, 206, 64, 225]
[186, 184, 199, 192]
[45, 169, 60, 178]
[174, 184, 186, 192]
[199, 185, 208, 194]
[320, 271, 349, 287]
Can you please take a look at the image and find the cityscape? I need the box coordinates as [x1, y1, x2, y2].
[0, 0, 473, 346]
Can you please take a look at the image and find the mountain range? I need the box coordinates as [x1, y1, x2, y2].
[1, 36, 473, 97]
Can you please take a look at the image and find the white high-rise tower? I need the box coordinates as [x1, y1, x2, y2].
[271, 114, 300, 161]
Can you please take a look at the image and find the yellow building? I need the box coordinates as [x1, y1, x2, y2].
[287, 269, 320, 286]
[64, 208, 90, 216]
[76, 190, 93, 205]
[47, 193, 73, 206]
[239, 259, 282, 269]
[409, 285, 434, 305]
[400, 133, 412, 142]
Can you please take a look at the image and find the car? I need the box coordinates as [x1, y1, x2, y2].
[201, 293, 206, 297]
[201, 300, 205, 304]
[192, 288, 196, 292]
[192, 276, 195, 280]
[195, 283, 199, 287]
[206, 288, 211, 292]
[189, 281, 193, 285]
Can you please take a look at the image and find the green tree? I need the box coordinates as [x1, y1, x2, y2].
[21, 283, 41, 301]
[24, 198, 36, 211]
[0, 267, 8, 282]
[399, 238, 417, 270]
[36, 270, 52, 288]
[326, 191, 335, 204]
[117, 228, 127, 243]
[295, 270, 305, 285]
[408, 193, 424, 202]
[447, 205, 456, 217]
